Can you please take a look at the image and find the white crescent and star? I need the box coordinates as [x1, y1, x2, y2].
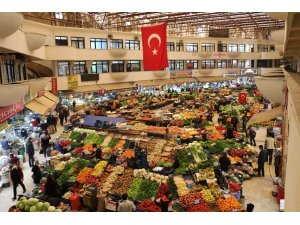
[147, 33, 161, 55]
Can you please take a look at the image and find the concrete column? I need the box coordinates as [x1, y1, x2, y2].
[69, 61, 74, 75]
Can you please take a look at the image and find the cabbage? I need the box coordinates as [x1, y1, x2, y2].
[36, 202, 44, 211]
[25, 205, 31, 212]
[20, 197, 27, 201]
[19, 202, 24, 209]
[43, 202, 50, 211]
[16, 201, 21, 208]
[55, 209, 62, 212]
[48, 206, 56, 212]
[30, 206, 37, 212]
[28, 198, 36, 206]
[22, 199, 29, 206]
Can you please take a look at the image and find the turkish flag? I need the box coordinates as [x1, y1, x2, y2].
[141, 23, 168, 71]
[239, 92, 247, 104]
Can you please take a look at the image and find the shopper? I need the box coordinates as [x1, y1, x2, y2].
[9, 153, 20, 168]
[44, 174, 60, 198]
[264, 134, 275, 165]
[25, 137, 35, 167]
[63, 106, 70, 123]
[257, 145, 268, 177]
[226, 124, 235, 139]
[249, 127, 256, 146]
[1, 136, 10, 156]
[231, 115, 239, 131]
[32, 161, 42, 185]
[11, 163, 26, 200]
[20, 128, 28, 140]
[58, 108, 65, 126]
[274, 149, 282, 177]
[242, 113, 249, 132]
[54, 138, 64, 154]
[219, 152, 231, 172]
[155, 191, 172, 212]
[72, 100, 76, 112]
[40, 131, 51, 158]
[117, 193, 136, 212]
[94, 144, 102, 160]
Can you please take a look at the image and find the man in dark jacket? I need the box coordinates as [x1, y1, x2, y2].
[231, 116, 239, 131]
[274, 149, 282, 177]
[11, 164, 26, 200]
[226, 125, 235, 139]
[26, 138, 35, 167]
[219, 152, 231, 172]
[249, 127, 256, 146]
[257, 145, 268, 177]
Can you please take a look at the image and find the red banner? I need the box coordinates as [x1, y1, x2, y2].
[239, 92, 247, 104]
[0, 99, 24, 124]
[141, 23, 168, 71]
[99, 89, 103, 96]
[51, 78, 58, 94]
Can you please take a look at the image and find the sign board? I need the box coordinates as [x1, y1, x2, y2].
[214, 52, 227, 58]
[0, 55, 16, 61]
[81, 74, 99, 82]
[0, 99, 25, 124]
[241, 68, 258, 75]
[68, 75, 79, 89]
[51, 78, 58, 94]
[170, 70, 193, 78]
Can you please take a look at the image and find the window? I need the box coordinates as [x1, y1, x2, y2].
[167, 42, 175, 51]
[176, 42, 184, 52]
[55, 12, 63, 19]
[201, 43, 215, 52]
[91, 61, 109, 74]
[228, 60, 238, 68]
[217, 60, 227, 68]
[55, 36, 68, 46]
[245, 44, 254, 52]
[239, 44, 245, 52]
[125, 40, 140, 50]
[258, 44, 268, 52]
[4, 60, 15, 83]
[186, 60, 198, 69]
[90, 38, 107, 49]
[270, 45, 275, 51]
[112, 61, 124, 72]
[257, 60, 273, 67]
[228, 44, 238, 52]
[218, 43, 227, 52]
[239, 60, 246, 68]
[167, 60, 175, 70]
[73, 61, 86, 74]
[126, 61, 141, 71]
[201, 60, 215, 69]
[57, 61, 70, 76]
[110, 39, 123, 49]
[71, 37, 85, 49]
[176, 60, 184, 70]
[186, 43, 198, 52]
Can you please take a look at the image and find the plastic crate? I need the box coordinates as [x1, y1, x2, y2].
[232, 191, 241, 200]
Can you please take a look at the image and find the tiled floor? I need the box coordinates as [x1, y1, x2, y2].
[0, 123, 279, 212]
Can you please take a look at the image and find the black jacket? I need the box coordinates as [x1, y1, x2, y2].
[32, 165, 42, 184]
[44, 180, 60, 198]
[10, 167, 23, 183]
[258, 149, 268, 166]
[219, 155, 231, 172]
[26, 141, 35, 156]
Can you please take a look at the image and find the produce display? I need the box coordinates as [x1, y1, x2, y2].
[15, 197, 62, 212]
[110, 169, 134, 196]
[216, 196, 243, 212]
[127, 178, 159, 201]
[138, 200, 161, 212]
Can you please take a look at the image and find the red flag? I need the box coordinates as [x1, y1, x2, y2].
[141, 23, 168, 71]
[239, 92, 247, 104]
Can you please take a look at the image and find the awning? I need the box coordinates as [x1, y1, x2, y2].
[35, 96, 56, 109]
[25, 100, 49, 115]
[174, 77, 198, 83]
[71, 85, 101, 93]
[246, 107, 284, 128]
[44, 91, 59, 102]
[99, 83, 135, 90]
[0, 83, 28, 107]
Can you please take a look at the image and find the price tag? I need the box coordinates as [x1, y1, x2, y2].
[194, 199, 200, 204]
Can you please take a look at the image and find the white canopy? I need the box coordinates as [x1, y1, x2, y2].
[246, 107, 283, 128]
